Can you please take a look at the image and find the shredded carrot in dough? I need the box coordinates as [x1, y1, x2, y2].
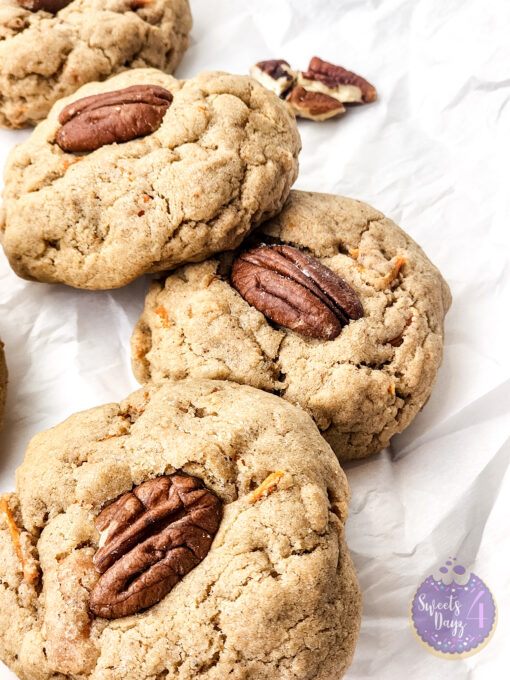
[62, 157, 84, 172]
[0, 495, 38, 583]
[248, 471, 285, 504]
[376, 256, 406, 288]
[357, 256, 407, 290]
[155, 305, 172, 328]
[349, 248, 360, 259]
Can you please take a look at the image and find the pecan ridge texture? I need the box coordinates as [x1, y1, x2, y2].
[286, 86, 345, 120]
[89, 473, 222, 619]
[231, 244, 363, 340]
[17, 0, 72, 12]
[303, 57, 377, 103]
[55, 84, 173, 153]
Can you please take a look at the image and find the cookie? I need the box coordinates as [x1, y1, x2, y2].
[0, 378, 361, 680]
[0, 0, 192, 128]
[0, 68, 301, 289]
[0, 339, 6, 429]
[132, 191, 451, 461]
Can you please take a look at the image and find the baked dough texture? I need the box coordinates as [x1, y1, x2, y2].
[132, 191, 452, 461]
[0, 0, 192, 128]
[0, 379, 361, 680]
[0, 68, 301, 289]
[0, 339, 6, 429]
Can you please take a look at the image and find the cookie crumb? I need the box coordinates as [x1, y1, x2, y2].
[387, 313, 413, 347]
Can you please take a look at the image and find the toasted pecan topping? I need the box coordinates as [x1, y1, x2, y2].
[89, 474, 222, 619]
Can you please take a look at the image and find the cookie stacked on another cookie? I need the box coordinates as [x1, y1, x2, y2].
[132, 190, 451, 461]
[0, 340, 6, 429]
[0, 379, 361, 680]
[0, 0, 193, 128]
[0, 68, 301, 288]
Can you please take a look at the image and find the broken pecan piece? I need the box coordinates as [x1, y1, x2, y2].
[250, 59, 297, 97]
[89, 474, 222, 619]
[17, 0, 72, 12]
[55, 84, 173, 153]
[298, 56, 377, 104]
[231, 244, 363, 340]
[286, 86, 345, 121]
[387, 313, 413, 347]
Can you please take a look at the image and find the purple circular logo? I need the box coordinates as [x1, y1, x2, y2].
[410, 557, 497, 658]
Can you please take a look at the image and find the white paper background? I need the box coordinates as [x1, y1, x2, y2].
[0, 0, 509, 677]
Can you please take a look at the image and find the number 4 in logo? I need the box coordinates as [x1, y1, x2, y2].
[466, 591, 486, 628]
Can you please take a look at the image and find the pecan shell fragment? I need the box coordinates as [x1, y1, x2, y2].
[231, 244, 363, 340]
[56, 84, 173, 153]
[89, 474, 222, 619]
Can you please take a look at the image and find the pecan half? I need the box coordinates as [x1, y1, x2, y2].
[89, 474, 222, 619]
[286, 86, 345, 121]
[17, 0, 72, 11]
[250, 59, 297, 97]
[55, 85, 173, 153]
[298, 56, 377, 104]
[231, 244, 363, 340]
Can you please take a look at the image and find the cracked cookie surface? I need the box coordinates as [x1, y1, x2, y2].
[0, 68, 301, 289]
[0, 0, 192, 128]
[0, 378, 361, 680]
[0, 339, 6, 429]
[132, 191, 452, 461]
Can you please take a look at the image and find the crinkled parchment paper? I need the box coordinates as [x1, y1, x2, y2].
[0, 0, 509, 677]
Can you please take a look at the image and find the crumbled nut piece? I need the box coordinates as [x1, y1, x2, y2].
[248, 471, 285, 503]
[286, 86, 345, 121]
[298, 56, 377, 104]
[0, 495, 39, 583]
[250, 60, 297, 97]
[387, 313, 413, 347]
